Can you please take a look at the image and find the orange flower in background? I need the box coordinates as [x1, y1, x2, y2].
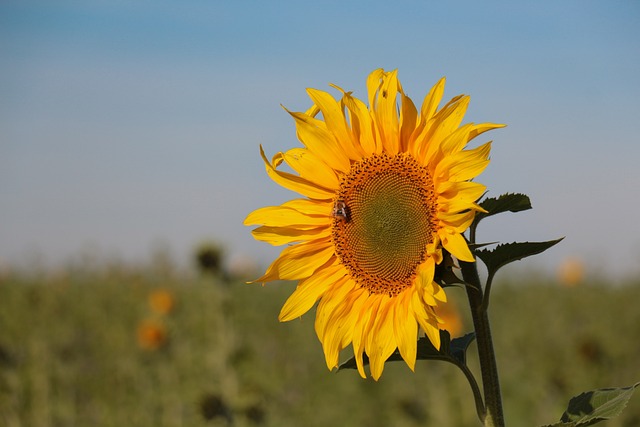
[245, 69, 503, 379]
[557, 257, 584, 287]
[435, 299, 464, 337]
[137, 319, 168, 350]
[148, 289, 175, 315]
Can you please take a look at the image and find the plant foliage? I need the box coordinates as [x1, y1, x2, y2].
[542, 383, 640, 427]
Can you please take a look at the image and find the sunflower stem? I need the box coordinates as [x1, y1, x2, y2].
[461, 259, 505, 427]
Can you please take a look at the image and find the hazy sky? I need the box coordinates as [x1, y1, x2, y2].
[2, 1, 639, 279]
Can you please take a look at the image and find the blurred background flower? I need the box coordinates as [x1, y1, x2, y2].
[194, 241, 225, 276]
[137, 318, 168, 350]
[557, 256, 585, 287]
[435, 299, 464, 338]
[148, 289, 175, 316]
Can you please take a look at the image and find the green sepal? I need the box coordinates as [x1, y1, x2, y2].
[449, 332, 476, 365]
[475, 238, 564, 278]
[540, 382, 639, 427]
[434, 249, 465, 287]
[338, 330, 476, 370]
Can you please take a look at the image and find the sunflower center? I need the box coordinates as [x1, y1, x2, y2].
[332, 153, 438, 296]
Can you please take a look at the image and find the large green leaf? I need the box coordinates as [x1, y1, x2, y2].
[541, 383, 639, 427]
[474, 193, 532, 225]
[475, 239, 564, 278]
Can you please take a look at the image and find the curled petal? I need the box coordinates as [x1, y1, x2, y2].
[259, 146, 335, 199]
[283, 148, 340, 190]
[286, 109, 351, 173]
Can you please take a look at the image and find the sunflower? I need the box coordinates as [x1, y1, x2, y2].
[244, 69, 503, 380]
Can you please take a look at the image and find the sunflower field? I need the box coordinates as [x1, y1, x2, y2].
[1, 255, 639, 427]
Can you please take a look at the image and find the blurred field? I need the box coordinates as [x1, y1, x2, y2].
[1, 257, 639, 427]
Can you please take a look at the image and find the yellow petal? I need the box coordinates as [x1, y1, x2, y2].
[341, 91, 379, 156]
[438, 181, 487, 202]
[366, 68, 385, 108]
[430, 281, 447, 303]
[259, 146, 335, 199]
[415, 257, 436, 294]
[434, 141, 491, 182]
[374, 70, 400, 155]
[320, 287, 366, 370]
[306, 88, 362, 161]
[393, 290, 418, 371]
[255, 239, 335, 282]
[423, 316, 442, 350]
[352, 294, 381, 378]
[437, 182, 487, 213]
[418, 95, 470, 165]
[244, 205, 330, 227]
[438, 123, 474, 157]
[251, 225, 331, 246]
[410, 290, 440, 350]
[437, 210, 475, 233]
[315, 275, 356, 341]
[328, 84, 367, 159]
[367, 296, 396, 380]
[399, 89, 418, 152]
[420, 76, 446, 124]
[468, 122, 506, 141]
[439, 121, 503, 159]
[279, 261, 345, 321]
[281, 198, 332, 216]
[304, 103, 320, 117]
[282, 148, 340, 190]
[439, 230, 474, 262]
[286, 109, 351, 173]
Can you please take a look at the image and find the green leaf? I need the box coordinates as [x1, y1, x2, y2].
[475, 239, 564, 278]
[475, 193, 532, 224]
[541, 383, 640, 427]
[540, 421, 577, 427]
[338, 330, 476, 371]
[561, 383, 640, 425]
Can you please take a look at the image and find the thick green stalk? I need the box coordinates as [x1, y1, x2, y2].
[460, 260, 505, 427]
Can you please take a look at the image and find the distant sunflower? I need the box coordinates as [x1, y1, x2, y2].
[137, 319, 168, 350]
[148, 289, 175, 315]
[244, 69, 503, 379]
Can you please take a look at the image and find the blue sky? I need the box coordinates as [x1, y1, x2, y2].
[1, 1, 639, 279]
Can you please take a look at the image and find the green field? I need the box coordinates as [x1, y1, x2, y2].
[1, 258, 639, 427]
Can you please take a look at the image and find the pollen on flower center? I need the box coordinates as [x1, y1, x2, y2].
[332, 153, 438, 296]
